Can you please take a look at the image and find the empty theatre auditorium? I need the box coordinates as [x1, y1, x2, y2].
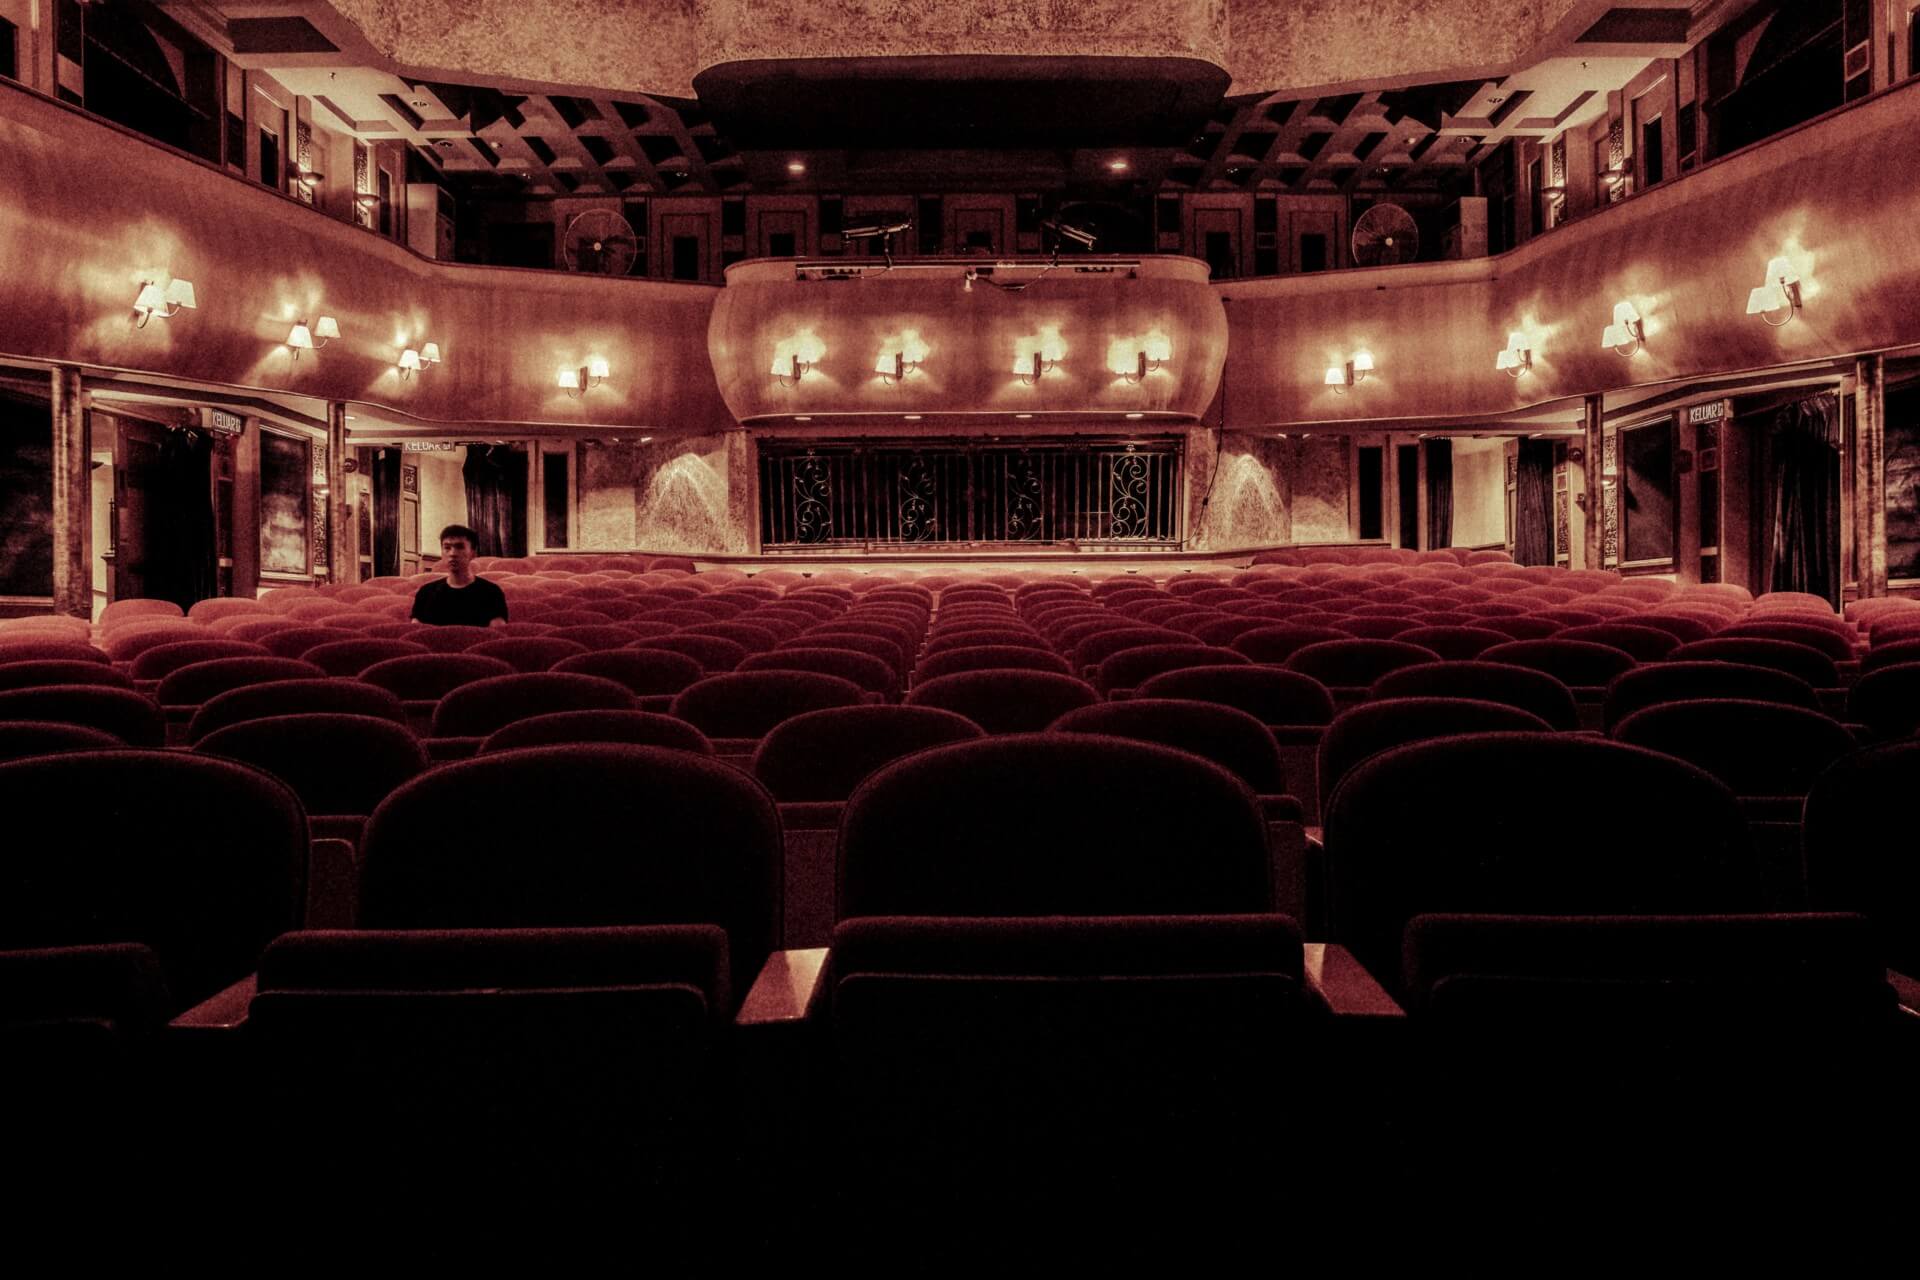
[3, 0, 1919, 1248]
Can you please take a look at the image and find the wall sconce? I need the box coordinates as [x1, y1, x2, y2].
[1112, 330, 1172, 384]
[286, 316, 338, 363]
[1746, 256, 1802, 327]
[1015, 351, 1057, 386]
[1601, 301, 1644, 356]
[295, 166, 324, 190]
[420, 342, 442, 366]
[354, 193, 382, 211]
[1495, 332, 1532, 377]
[1323, 351, 1374, 392]
[397, 349, 423, 380]
[773, 353, 815, 387]
[874, 329, 928, 385]
[132, 276, 196, 328]
[559, 357, 610, 398]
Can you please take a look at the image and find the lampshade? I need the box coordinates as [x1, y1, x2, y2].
[1764, 256, 1798, 286]
[133, 283, 165, 314]
[1351, 350, 1375, 374]
[1141, 330, 1173, 364]
[1601, 323, 1629, 349]
[287, 323, 314, 350]
[1746, 283, 1789, 315]
[876, 351, 904, 376]
[1324, 366, 1346, 386]
[164, 279, 196, 310]
[399, 348, 422, 371]
[314, 316, 339, 340]
[557, 367, 580, 389]
[586, 357, 610, 380]
[1495, 348, 1522, 371]
[421, 342, 441, 364]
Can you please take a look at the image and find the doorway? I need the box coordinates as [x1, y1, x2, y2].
[109, 416, 216, 608]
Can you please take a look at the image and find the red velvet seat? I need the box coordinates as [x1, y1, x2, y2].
[905, 670, 1099, 735]
[740, 646, 900, 698]
[430, 672, 639, 739]
[752, 704, 984, 804]
[479, 709, 716, 755]
[1092, 643, 1248, 695]
[1050, 699, 1290, 798]
[187, 678, 409, 743]
[466, 637, 591, 673]
[1284, 639, 1442, 690]
[668, 670, 868, 740]
[1479, 638, 1637, 689]
[1231, 624, 1348, 664]
[631, 634, 750, 673]
[1369, 661, 1580, 732]
[194, 713, 428, 840]
[916, 645, 1073, 681]
[1718, 620, 1856, 662]
[1556, 623, 1682, 662]
[300, 638, 431, 677]
[128, 639, 271, 682]
[1601, 661, 1820, 733]
[1667, 637, 1840, 688]
[0, 660, 133, 692]
[154, 657, 328, 709]
[1612, 699, 1856, 802]
[1317, 697, 1552, 814]
[0, 720, 125, 760]
[0, 640, 110, 667]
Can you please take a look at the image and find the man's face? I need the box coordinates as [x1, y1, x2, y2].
[441, 537, 474, 571]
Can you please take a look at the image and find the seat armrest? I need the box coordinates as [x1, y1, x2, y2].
[169, 975, 257, 1033]
[736, 947, 830, 1027]
[1304, 943, 1403, 1019]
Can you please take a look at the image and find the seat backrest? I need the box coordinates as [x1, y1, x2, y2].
[0, 751, 306, 1006]
[551, 648, 705, 696]
[360, 745, 781, 980]
[916, 646, 1072, 681]
[128, 639, 272, 681]
[0, 640, 110, 667]
[631, 634, 749, 673]
[1050, 699, 1288, 794]
[1370, 661, 1580, 731]
[0, 720, 125, 761]
[0, 684, 166, 747]
[1325, 732, 1757, 990]
[1092, 644, 1248, 695]
[431, 672, 639, 738]
[1229, 625, 1348, 664]
[258, 627, 354, 660]
[1479, 639, 1637, 688]
[839, 734, 1271, 918]
[1612, 699, 1856, 798]
[739, 647, 900, 697]
[1667, 638, 1840, 687]
[1392, 626, 1509, 660]
[155, 657, 329, 708]
[356, 653, 517, 701]
[1317, 697, 1552, 812]
[903, 670, 1099, 734]
[195, 714, 428, 818]
[1719, 620, 1855, 662]
[1134, 665, 1334, 728]
[406, 625, 499, 653]
[1284, 639, 1442, 688]
[1846, 663, 1920, 737]
[466, 637, 591, 673]
[1602, 660, 1819, 732]
[0, 660, 133, 693]
[187, 678, 408, 743]
[1556, 623, 1682, 662]
[1803, 739, 1920, 977]
[752, 704, 985, 803]
[667, 670, 868, 739]
[298, 638, 432, 677]
[479, 710, 715, 755]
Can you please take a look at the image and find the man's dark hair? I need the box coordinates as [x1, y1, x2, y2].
[439, 524, 480, 546]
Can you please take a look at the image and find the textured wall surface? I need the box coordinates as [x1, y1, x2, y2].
[1283, 437, 1350, 543]
[1190, 431, 1291, 550]
[320, 0, 1576, 96]
[1449, 436, 1507, 547]
[578, 434, 747, 553]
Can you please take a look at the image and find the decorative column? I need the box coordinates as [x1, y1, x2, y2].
[50, 365, 88, 618]
[1580, 393, 1605, 572]
[327, 402, 350, 583]
[1859, 355, 1888, 597]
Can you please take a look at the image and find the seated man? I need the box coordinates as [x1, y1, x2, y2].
[410, 525, 509, 627]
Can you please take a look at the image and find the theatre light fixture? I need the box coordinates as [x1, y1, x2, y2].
[131, 275, 196, 328]
[1495, 331, 1532, 377]
[874, 329, 929, 384]
[1324, 350, 1375, 393]
[1746, 256, 1802, 327]
[559, 357, 610, 398]
[397, 349, 422, 380]
[420, 342, 442, 365]
[1111, 329, 1172, 384]
[772, 330, 826, 388]
[1013, 326, 1067, 386]
[1601, 301, 1644, 356]
[287, 315, 338, 363]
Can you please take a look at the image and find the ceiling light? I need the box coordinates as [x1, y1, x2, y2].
[1125, 412, 1144, 420]
[1108, 158, 1130, 172]
[787, 160, 806, 175]
[903, 414, 922, 421]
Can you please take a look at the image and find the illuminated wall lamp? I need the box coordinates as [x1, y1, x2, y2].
[420, 342, 442, 366]
[1601, 301, 1644, 357]
[1117, 338, 1172, 385]
[397, 349, 423, 380]
[1495, 332, 1532, 377]
[1746, 257, 1803, 327]
[559, 357, 610, 398]
[131, 276, 196, 328]
[1324, 351, 1374, 393]
[874, 351, 921, 385]
[286, 315, 338, 363]
[1014, 350, 1059, 386]
[772, 353, 814, 388]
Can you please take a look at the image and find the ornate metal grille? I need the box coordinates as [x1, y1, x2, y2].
[759, 438, 1182, 550]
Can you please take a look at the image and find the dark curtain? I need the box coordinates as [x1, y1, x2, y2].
[1766, 395, 1841, 604]
[148, 429, 216, 609]
[463, 445, 527, 556]
[1425, 439, 1453, 549]
[372, 449, 400, 576]
[1514, 440, 1555, 566]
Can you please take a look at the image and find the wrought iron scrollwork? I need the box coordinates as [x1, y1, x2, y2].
[793, 451, 832, 543]
[1006, 452, 1043, 540]
[897, 453, 937, 541]
[1109, 446, 1150, 539]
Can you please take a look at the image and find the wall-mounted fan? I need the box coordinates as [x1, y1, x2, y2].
[563, 210, 640, 275]
[1350, 202, 1420, 267]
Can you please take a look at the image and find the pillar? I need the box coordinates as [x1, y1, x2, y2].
[1859, 355, 1888, 598]
[1579, 394, 1605, 572]
[327, 401, 350, 583]
[50, 365, 88, 618]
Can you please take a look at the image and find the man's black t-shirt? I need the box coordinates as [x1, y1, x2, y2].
[410, 576, 509, 627]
